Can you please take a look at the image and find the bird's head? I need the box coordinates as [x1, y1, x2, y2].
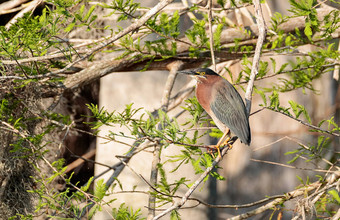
[178, 68, 218, 81]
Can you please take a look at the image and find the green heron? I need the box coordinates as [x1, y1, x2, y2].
[179, 68, 251, 154]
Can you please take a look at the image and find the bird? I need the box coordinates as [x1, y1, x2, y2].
[178, 68, 251, 155]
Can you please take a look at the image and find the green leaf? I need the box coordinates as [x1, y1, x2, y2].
[84, 5, 96, 22]
[296, 175, 304, 184]
[287, 154, 300, 164]
[217, 0, 225, 7]
[79, 4, 85, 16]
[328, 189, 340, 203]
[64, 21, 76, 32]
[288, 100, 302, 118]
[81, 177, 94, 192]
[270, 58, 276, 73]
[269, 91, 280, 109]
[94, 179, 107, 201]
[277, 63, 289, 74]
[88, 204, 99, 219]
[302, 107, 312, 124]
[210, 171, 225, 180]
[170, 210, 181, 220]
[285, 149, 300, 155]
[304, 22, 313, 41]
[257, 89, 267, 106]
[285, 35, 292, 46]
[213, 24, 223, 49]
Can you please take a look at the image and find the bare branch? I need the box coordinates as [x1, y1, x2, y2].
[167, 79, 196, 111]
[147, 61, 183, 219]
[244, 0, 267, 115]
[161, 61, 183, 110]
[207, 0, 216, 71]
[250, 158, 336, 173]
[5, 0, 43, 29]
[0, 0, 29, 14]
[180, 0, 197, 20]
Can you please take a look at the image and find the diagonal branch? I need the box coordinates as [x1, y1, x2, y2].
[153, 144, 233, 219]
[244, 0, 267, 115]
[265, 107, 340, 137]
[51, 0, 175, 76]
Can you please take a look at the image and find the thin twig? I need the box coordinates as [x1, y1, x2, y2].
[252, 135, 337, 168]
[238, 63, 336, 85]
[266, 107, 340, 137]
[167, 79, 196, 111]
[244, 0, 267, 115]
[263, 1, 272, 17]
[331, 208, 340, 220]
[250, 158, 336, 173]
[65, 149, 96, 174]
[181, 0, 197, 20]
[197, 3, 253, 12]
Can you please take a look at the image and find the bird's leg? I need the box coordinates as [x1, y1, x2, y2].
[215, 128, 230, 158]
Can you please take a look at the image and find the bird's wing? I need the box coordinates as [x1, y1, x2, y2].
[210, 80, 251, 145]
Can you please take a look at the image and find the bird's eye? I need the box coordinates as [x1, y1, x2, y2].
[196, 71, 205, 76]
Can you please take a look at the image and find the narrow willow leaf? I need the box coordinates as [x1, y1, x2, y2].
[304, 22, 313, 41]
[328, 189, 340, 203]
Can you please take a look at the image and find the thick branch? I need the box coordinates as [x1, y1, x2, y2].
[59, 5, 339, 93]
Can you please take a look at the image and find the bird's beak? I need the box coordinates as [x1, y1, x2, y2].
[177, 70, 197, 76]
[178, 70, 206, 81]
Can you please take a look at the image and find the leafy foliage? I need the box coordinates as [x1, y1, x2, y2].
[0, 0, 339, 219]
[112, 203, 144, 220]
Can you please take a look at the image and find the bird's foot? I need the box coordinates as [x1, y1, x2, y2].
[208, 131, 232, 158]
[220, 136, 231, 148]
[206, 146, 220, 158]
[207, 147, 217, 158]
[214, 137, 232, 158]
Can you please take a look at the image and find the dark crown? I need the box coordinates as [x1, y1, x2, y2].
[193, 68, 218, 76]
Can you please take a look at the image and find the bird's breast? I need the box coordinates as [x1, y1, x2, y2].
[195, 76, 220, 118]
